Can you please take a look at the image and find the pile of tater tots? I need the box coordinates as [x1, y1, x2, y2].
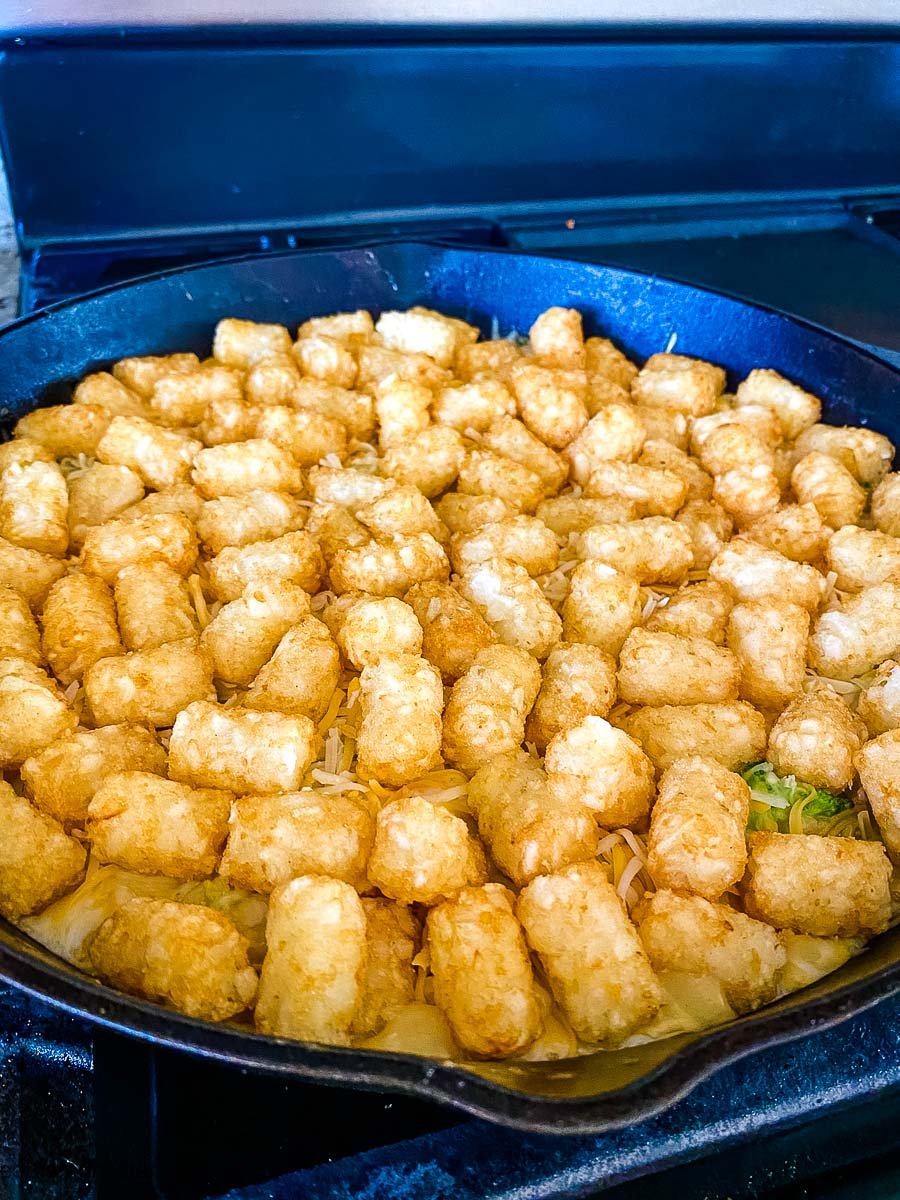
[1, 302, 898, 1061]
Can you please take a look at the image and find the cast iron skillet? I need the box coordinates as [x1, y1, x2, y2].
[0, 242, 898, 1133]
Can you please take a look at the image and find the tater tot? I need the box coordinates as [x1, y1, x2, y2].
[0, 585, 42, 663]
[826, 525, 900, 591]
[517, 861, 661, 1045]
[0, 661, 78, 766]
[713, 462, 782, 527]
[538, 494, 637, 535]
[243, 354, 301, 406]
[330, 533, 449, 599]
[469, 749, 598, 884]
[691, 405, 783, 453]
[195, 490, 306, 556]
[639, 439, 713, 502]
[357, 344, 451, 393]
[308, 466, 394, 510]
[808, 582, 900, 679]
[852, 729, 900, 860]
[87, 771, 231, 879]
[118, 483, 204, 525]
[743, 832, 891, 937]
[15, 403, 111, 458]
[244, 616, 341, 720]
[645, 579, 733, 644]
[169, 701, 317, 794]
[297, 309, 375, 345]
[380, 425, 465, 497]
[22, 724, 166, 828]
[455, 338, 522, 383]
[90, 898, 258, 1021]
[675, 498, 733, 571]
[427, 883, 542, 1057]
[84, 638, 215, 728]
[356, 654, 443, 786]
[529, 306, 585, 369]
[112, 352, 201, 398]
[441, 644, 541, 771]
[0, 781, 86, 919]
[213, 316, 293, 367]
[255, 405, 348, 466]
[565, 404, 645, 485]
[357, 485, 448, 546]
[294, 334, 357, 388]
[696, 422, 773, 476]
[735, 368, 821, 440]
[368, 794, 487, 904]
[742, 502, 828, 563]
[255, 875, 366, 1043]
[458, 557, 562, 659]
[646, 756, 749, 900]
[306, 504, 369, 561]
[585, 336, 638, 391]
[0, 438, 54, 473]
[562, 561, 642, 655]
[114, 562, 198, 651]
[41, 573, 122, 685]
[525, 643, 616, 750]
[451, 516, 558, 578]
[545, 715, 654, 827]
[221, 789, 373, 892]
[149, 363, 242, 426]
[198, 395, 258, 445]
[726, 601, 809, 710]
[619, 702, 767, 772]
[433, 493, 513, 535]
[794, 422, 893, 485]
[633, 406, 690, 449]
[433, 379, 515, 433]
[375, 310, 460, 368]
[351, 899, 420, 1039]
[373, 377, 431, 447]
[767, 689, 866, 792]
[709, 537, 826, 612]
[293, 378, 375, 441]
[577, 517, 694, 585]
[871, 472, 900, 537]
[510, 363, 589, 449]
[67, 463, 145, 547]
[791, 451, 865, 530]
[192, 439, 303, 498]
[480, 415, 569, 493]
[200, 581, 310, 685]
[632, 353, 725, 417]
[336, 597, 423, 669]
[405, 581, 496, 683]
[0, 537, 66, 609]
[638, 889, 785, 1012]
[73, 372, 147, 418]
[0, 461, 68, 555]
[584, 461, 687, 519]
[618, 629, 739, 706]
[96, 415, 200, 490]
[857, 660, 900, 736]
[205, 531, 324, 602]
[82, 513, 198, 584]
[457, 448, 545, 513]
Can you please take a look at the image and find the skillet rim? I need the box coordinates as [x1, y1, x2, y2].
[0, 238, 897, 1132]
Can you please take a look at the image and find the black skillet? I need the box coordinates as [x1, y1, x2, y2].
[0, 241, 897, 1133]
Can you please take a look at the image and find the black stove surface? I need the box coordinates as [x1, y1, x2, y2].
[4, 199, 900, 1200]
